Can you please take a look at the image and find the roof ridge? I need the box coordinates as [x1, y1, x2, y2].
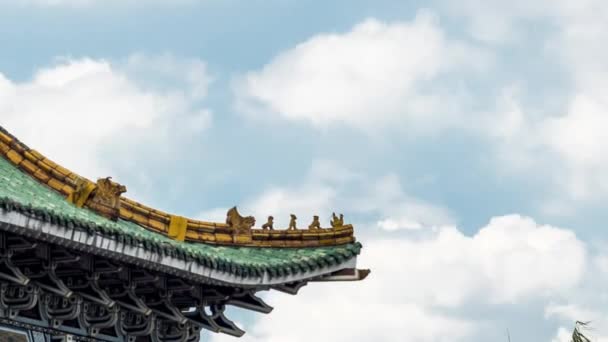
[0, 125, 357, 248]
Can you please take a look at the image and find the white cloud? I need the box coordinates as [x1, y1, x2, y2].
[0, 56, 212, 196]
[538, 95, 608, 199]
[544, 249, 608, 342]
[197, 162, 587, 341]
[209, 214, 586, 342]
[368, 174, 455, 231]
[235, 11, 490, 133]
[441, 0, 608, 203]
[536, 9, 608, 202]
[483, 75, 608, 203]
[550, 327, 572, 342]
[364, 216, 585, 309]
[535, 2, 608, 200]
[213, 289, 473, 342]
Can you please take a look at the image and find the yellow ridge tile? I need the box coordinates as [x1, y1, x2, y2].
[60, 184, 74, 196]
[307, 240, 322, 246]
[215, 233, 232, 243]
[50, 169, 67, 181]
[119, 208, 134, 220]
[130, 205, 150, 216]
[37, 160, 53, 173]
[23, 151, 39, 163]
[54, 165, 71, 176]
[19, 159, 39, 174]
[198, 232, 216, 242]
[9, 141, 25, 153]
[41, 158, 58, 169]
[301, 234, 321, 241]
[0, 132, 13, 144]
[284, 240, 304, 247]
[318, 239, 339, 246]
[6, 150, 24, 165]
[215, 227, 233, 235]
[47, 178, 65, 192]
[149, 212, 170, 224]
[130, 213, 147, 225]
[335, 236, 354, 245]
[188, 224, 215, 234]
[0, 141, 10, 154]
[29, 150, 44, 159]
[233, 235, 252, 244]
[33, 170, 50, 183]
[185, 230, 199, 239]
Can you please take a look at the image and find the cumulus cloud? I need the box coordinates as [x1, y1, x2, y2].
[368, 174, 454, 231]
[0, 55, 212, 196]
[235, 11, 490, 133]
[439, 0, 608, 203]
[209, 214, 586, 342]
[364, 216, 585, 309]
[483, 88, 608, 204]
[543, 248, 608, 341]
[197, 162, 587, 341]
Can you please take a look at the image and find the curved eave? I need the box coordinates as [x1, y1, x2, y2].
[0, 208, 359, 286]
[0, 126, 356, 248]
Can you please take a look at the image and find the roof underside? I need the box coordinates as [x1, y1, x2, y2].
[0, 149, 361, 285]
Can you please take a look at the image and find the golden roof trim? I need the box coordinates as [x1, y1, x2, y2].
[0, 127, 356, 248]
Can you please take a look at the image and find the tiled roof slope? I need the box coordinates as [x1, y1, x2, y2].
[0, 145, 361, 279]
[0, 126, 356, 247]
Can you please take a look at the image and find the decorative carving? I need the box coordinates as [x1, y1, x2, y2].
[330, 212, 344, 228]
[94, 177, 127, 207]
[86, 177, 127, 221]
[226, 207, 256, 233]
[261, 216, 274, 230]
[308, 216, 321, 230]
[288, 214, 297, 230]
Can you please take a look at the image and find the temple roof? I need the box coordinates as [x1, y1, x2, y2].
[0, 126, 356, 248]
[0, 127, 365, 285]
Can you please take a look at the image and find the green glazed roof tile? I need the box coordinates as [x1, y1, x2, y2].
[0, 156, 361, 278]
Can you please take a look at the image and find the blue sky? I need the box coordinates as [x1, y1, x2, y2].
[2, 0, 608, 341]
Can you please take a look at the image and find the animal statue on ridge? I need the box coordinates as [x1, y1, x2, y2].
[226, 206, 256, 233]
[308, 215, 321, 230]
[262, 216, 274, 230]
[330, 212, 344, 228]
[288, 214, 297, 230]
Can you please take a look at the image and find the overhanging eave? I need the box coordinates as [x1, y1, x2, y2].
[0, 209, 358, 287]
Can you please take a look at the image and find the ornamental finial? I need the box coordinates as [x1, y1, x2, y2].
[87, 177, 127, 221]
[330, 212, 344, 228]
[261, 216, 274, 230]
[288, 214, 297, 230]
[308, 215, 321, 230]
[226, 206, 256, 233]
